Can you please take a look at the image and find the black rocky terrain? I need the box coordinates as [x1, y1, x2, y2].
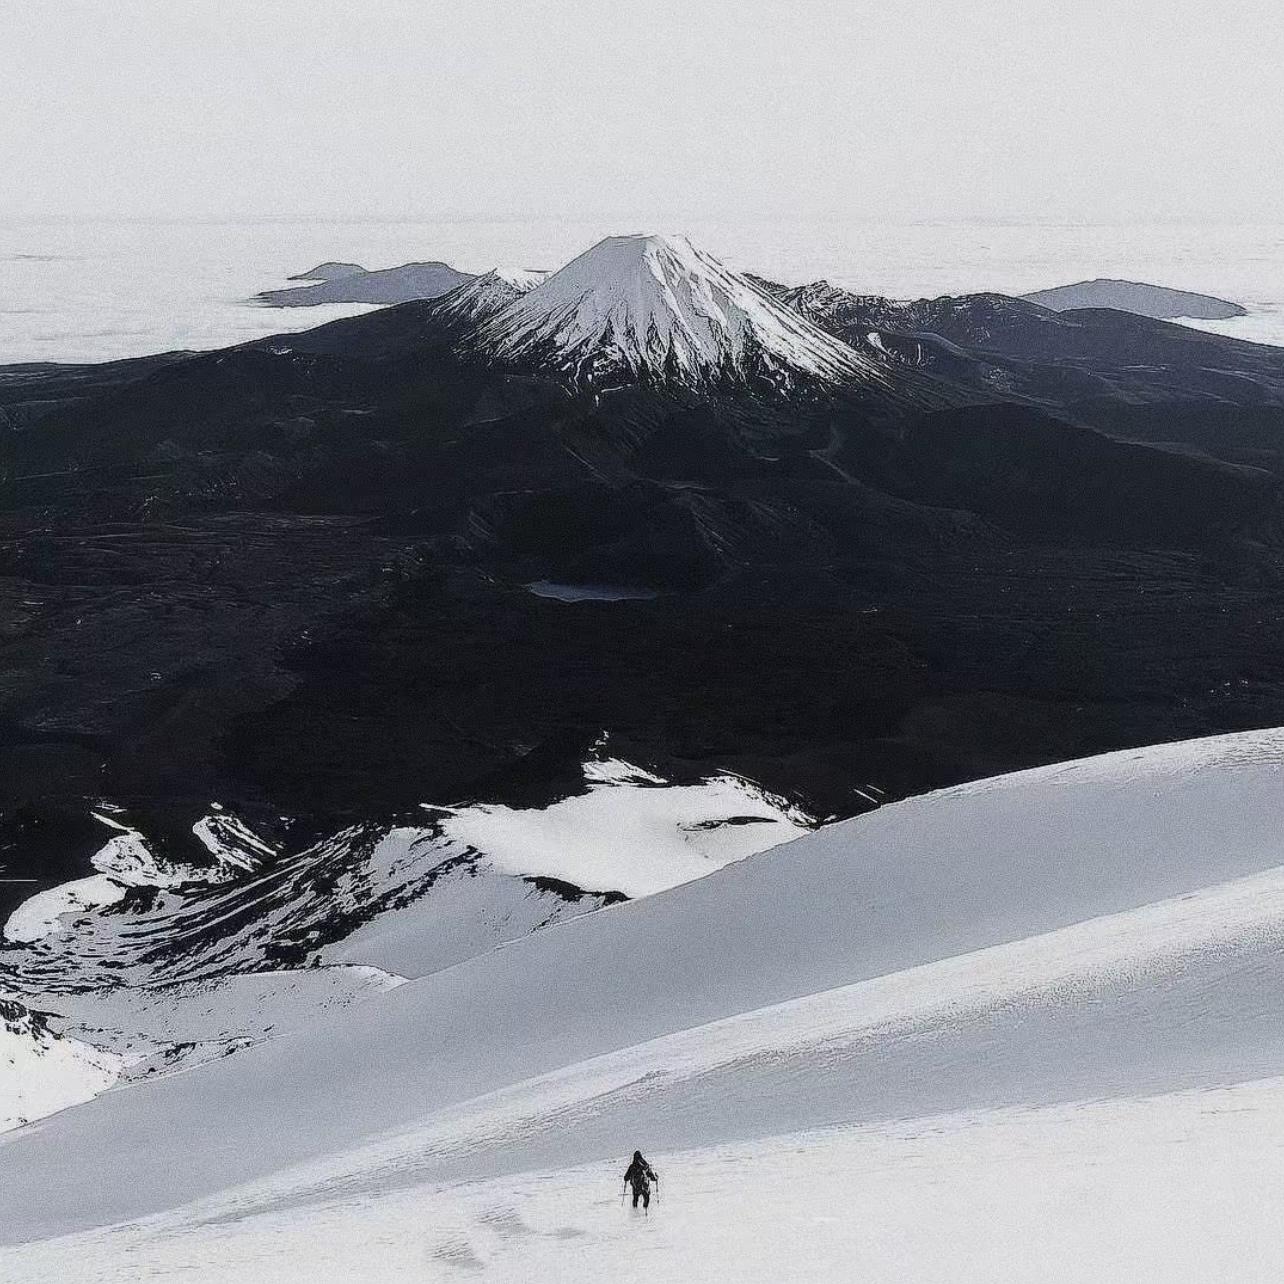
[5, 287, 1284, 909]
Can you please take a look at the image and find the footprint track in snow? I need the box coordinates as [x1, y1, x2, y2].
[477, 1206, 533, 1238]
[427, 1234, 485, 1272]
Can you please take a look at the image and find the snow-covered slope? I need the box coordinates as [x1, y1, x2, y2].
[22, 1082, 1278, 1283]
[4, 727, 1284, 1256]
[433, 266, 548, 324]
[0, 757, 808, 1131]
[1, 758, 806, 992]
[15, 967, 405, 1094]
[433, 757, 807, 900]
[771, 277, 902, 327]
[474, 233, 887, 389]
[0, 999, 119, 1132]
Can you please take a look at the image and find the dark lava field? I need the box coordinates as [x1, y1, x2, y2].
[5, 286, 1284, 906]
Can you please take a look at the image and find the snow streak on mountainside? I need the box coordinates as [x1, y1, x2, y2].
[475, 233, 888, 389]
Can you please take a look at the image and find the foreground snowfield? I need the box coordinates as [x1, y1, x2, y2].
[4, 728, 1284, 1279]
[11, 1081, 1283, 1283]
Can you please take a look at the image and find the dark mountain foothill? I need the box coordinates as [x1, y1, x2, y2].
[5, 235, 1284, 906]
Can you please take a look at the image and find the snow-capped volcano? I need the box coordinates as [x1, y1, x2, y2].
[475, 233, 883, 389]
[486, 267, 548, 292]
[433, 266, 548, 324]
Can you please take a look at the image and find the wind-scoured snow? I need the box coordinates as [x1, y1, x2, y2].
[436, 760, 810, 898]
[475, 233, 886, 389]
[15, 966, 405, 1094]
[2, 875, 128, 945]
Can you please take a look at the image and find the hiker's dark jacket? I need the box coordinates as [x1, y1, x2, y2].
[624, 1155, 657, 1193]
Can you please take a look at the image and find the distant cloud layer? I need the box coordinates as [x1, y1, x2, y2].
[1, 0, 1279, 222]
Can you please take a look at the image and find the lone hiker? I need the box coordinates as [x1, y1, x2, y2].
[623, 1150, 659, 1211]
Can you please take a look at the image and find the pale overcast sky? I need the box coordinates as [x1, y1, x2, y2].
[2, 0, 1280, 223]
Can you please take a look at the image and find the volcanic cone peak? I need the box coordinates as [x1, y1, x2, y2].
[474, 232, 884, 390]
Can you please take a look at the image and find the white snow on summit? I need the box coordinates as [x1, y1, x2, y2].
[434, 266, 548, 324]
[476, 233, 883, 388]
[489, 267, 547, 292]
